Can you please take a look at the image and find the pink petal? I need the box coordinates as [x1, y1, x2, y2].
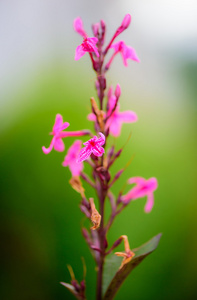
[73, 17, 87, 38]
[77, 146, 92, 163]
[124, 46, 140, 62]
[110, 41, 121, 52]
[107, 95, 116, 114]
[128, 177, 145, 185]
[121, 50, 128, 66]
[42, 137, 56, 154]
[92, 145, 105, 157]
[69, 161, 83, 176]
[54, 138, 65, 152]
[75, 45, 86, 60]
[62, 140, 83, 176]
[87, 113, 96, 121]
[144, 193, 154, 213]
[97, 132, 105, 146]
[118, 110, 138, 123]
[108, 118, 121, 137]
[53, 114, 63, 132]
[86, 38, 99, 57]
[60, 122, 70, 131]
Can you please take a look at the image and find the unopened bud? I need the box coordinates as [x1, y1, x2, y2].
[115, 84, 121, 99]
[92, 22, 100, 37]
[100, 19, 106, 32]
[121, 14, 131, 30]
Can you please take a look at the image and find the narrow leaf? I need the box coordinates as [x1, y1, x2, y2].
[103, 233, 162, 300]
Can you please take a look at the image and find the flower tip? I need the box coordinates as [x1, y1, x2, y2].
[115, 84, 121, 98]
[121, 14, 131, 29]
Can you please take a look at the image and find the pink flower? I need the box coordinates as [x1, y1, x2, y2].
[75, 37, 99, 60]
[74, 17, 99, 60]
[62, 140, 83, 176]
[42, 114, 90, 154]
[42, 114, 70, 154]
[88, 85, 138, 137]
[111, 41, 140, 66]
[121, 177, 158, 213]
[105, 41, 140, 70]
[77, 132, 105, 163]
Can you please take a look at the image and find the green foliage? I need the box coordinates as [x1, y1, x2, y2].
[103, 234, 162, 299]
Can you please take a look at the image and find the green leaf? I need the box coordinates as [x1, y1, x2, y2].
[103, 233, 162, 300]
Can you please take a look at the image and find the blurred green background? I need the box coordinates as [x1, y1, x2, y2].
[0, 1, 197, 299]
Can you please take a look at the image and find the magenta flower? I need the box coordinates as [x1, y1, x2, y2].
[75, 37, 99, 60]
[42, 114, 90, 154]
[62, 140, 83, 176]
[74, 17, 99, 61]
[105, 41, 140, 70]
[88, 85, 138, 137]
[121, 177, 158, 213]
[77, 132, 105, 163]
[111, 41, 140, 66]
[42, 114, 70, 154]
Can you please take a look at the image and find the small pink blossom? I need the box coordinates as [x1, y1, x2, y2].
[77, 132, 105, 163]
[62, 140, 83, 176]
[105, 41, 140, 70]
[88, 85, 138, 137]
[42, 114, 90, 154]
[74, 17, 99, 60]
[42, 114, 69, 154]
[73, 17, 87, 38]
[75, 37, 99, 60]
[121, 177, 158, 213]
[111, 41, 140, 66]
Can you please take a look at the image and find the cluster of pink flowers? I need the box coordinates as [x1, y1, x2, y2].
[42, 14, 159, 300]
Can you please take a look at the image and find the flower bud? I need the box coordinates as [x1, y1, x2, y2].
[121, 14, 131, 30]
[115, 83, 121, 99]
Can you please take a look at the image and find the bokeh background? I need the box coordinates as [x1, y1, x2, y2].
[0, 0, 197, 299]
